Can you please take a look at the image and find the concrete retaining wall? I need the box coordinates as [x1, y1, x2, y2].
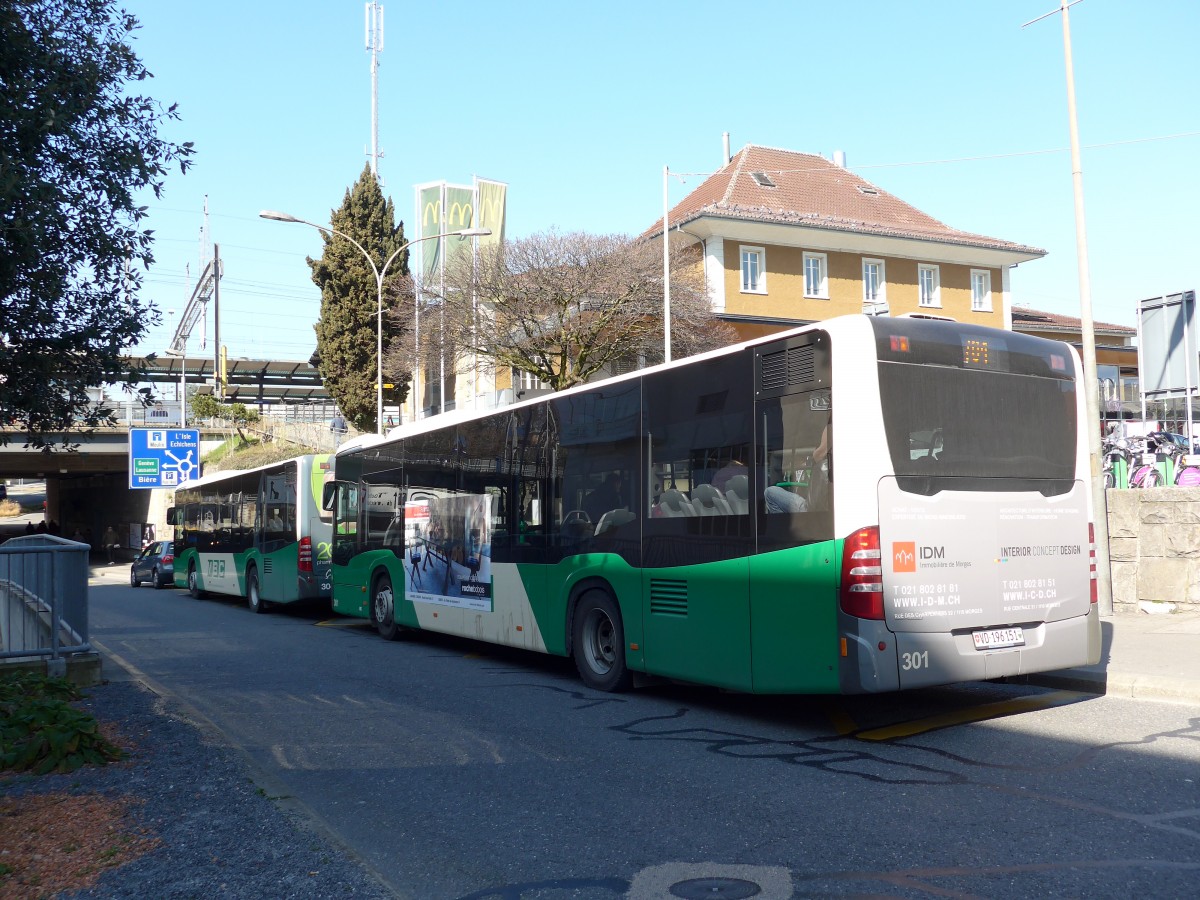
[1107, 487, 1200, 613]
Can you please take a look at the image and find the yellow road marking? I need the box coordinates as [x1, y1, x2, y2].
[855, 690, 1085, 741]
[826, 707, 859, 736]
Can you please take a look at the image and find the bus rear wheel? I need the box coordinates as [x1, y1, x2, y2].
[247, 567, 268, 614]
[371, 573, 403, 641]
[572, 590, 632, 692]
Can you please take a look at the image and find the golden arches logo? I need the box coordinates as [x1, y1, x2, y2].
[421, 200, 441, 228]
[447, 201, 474, 228]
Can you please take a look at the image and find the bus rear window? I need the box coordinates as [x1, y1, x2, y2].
[879, 362, 1077, 481]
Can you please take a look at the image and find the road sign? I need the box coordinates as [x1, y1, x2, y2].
[128, 428, 201, 490]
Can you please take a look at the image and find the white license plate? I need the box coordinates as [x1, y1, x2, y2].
[972, 627, 1025, 650]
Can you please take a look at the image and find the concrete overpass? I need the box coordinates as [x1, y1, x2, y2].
[0, 355, 331, 551]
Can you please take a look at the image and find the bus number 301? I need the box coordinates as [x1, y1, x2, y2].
[901, 650, 929, 671]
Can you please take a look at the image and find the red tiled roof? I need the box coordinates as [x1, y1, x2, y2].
[1012, 305, 1135, 336]
[644, 144, 1045, 257]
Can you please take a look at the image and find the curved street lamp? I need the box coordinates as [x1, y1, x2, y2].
[260, 210, 489, 434]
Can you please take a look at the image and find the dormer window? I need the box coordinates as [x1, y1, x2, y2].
[750, 172, 776, 188]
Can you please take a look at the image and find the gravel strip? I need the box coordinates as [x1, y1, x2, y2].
[4, 677, 395, 899]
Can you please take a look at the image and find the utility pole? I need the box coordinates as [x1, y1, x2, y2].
[1024, 0, 1113, 615]
[365, 2, 384, 180]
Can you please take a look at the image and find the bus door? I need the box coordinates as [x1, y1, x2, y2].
[749, 333, 839, 693]
[641, 355, 754, 691]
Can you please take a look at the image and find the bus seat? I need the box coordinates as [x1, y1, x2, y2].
[655, 489, 694, 517]
[594, 508, 635, 535]
[724, 474, 750, 514]
[691, 483, 732, 516]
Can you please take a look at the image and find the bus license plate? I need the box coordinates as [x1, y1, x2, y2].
[972, 627, 1024, 650]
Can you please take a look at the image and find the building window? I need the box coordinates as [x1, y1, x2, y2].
[514, 369, 550, 391]
[740, 246, 765, 294]
[803, 252, 828, 299]
[971, 269, 992, 311]
[863, 258, 887, 312]
[918, 264, 941, 307]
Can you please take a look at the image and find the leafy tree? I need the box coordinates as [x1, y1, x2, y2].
[424, 230, 735, 391]
[309, 165, 410, 433]
[0, 0, 194, 447]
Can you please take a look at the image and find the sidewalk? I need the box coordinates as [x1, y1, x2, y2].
[1027, 607, 1200, 705]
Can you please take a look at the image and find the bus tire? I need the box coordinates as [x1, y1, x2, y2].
[187, 564, 204, 599]
[572, 590, 632, 692]
[247, 567, 268, 614]
[371, 572, 403, 641]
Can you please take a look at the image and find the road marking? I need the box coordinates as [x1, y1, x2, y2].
[825, 706, 859, 736]
[855, 690, 1086, 741]
[314, 618, 371, 630]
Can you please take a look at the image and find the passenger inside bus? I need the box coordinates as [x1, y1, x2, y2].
[267, 508, 286, 531]
[583, 473, 624, 523]
[765, 414, 830, 514]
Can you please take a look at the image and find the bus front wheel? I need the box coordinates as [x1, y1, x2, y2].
[187, 564, 204, 599]
[371, 573, 403, 641]
[572, 590, 632, 692]
[247, 567, 268, 614]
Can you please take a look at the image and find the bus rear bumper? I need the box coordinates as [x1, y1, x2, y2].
[839, 608, 1098, 693]
[891, 611, 1098, 690]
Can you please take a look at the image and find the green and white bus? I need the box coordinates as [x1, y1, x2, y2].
[326, 315, 1101, 693]
[170, 454, 334, 612]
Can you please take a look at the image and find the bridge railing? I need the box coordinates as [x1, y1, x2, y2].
[0, 535, 90, 662]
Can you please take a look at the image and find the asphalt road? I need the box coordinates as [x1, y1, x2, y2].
[88, 573, 1200, 899]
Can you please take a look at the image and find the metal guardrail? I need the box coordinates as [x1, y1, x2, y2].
[0, 535, 91, 662]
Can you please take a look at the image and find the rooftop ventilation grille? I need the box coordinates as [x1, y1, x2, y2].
[750, 171, 776, 188]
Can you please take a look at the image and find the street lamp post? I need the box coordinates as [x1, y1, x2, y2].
[260, 210, 488, 434]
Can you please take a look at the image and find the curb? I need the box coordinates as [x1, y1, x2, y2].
[1024, 668, 1200, 706]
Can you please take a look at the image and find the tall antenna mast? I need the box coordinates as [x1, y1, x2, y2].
[365, 2, 384, 180]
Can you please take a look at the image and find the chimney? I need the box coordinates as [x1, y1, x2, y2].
[832, 149, 847, 168]
[723, 132, 731, 165]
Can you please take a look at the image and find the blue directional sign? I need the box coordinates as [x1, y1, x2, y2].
[128, 428, 201, 490]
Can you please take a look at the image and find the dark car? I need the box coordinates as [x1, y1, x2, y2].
[131, 540, 174, 589]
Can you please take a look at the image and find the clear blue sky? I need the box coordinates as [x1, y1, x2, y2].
[122, 0, 1200, 364]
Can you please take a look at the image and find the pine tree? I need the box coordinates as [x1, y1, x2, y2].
[309, 166, 408, 433]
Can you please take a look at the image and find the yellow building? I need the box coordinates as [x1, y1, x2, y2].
[647, 144, 1046, 340]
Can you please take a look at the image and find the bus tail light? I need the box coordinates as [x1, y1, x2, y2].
[298, 536, 313, 573]
[840, 526, 884, 620]
[1088, 522, 1098, 604]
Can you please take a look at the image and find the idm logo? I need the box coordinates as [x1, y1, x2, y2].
[893, 542, 916, 573]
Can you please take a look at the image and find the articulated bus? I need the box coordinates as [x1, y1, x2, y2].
[326, 315, 1101, 693]
[170, 454, 334, 612]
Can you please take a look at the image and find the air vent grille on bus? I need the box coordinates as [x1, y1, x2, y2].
[262, 558, 273, 575]
[760, 345, 815, 391]
[649, 579, 688, 617]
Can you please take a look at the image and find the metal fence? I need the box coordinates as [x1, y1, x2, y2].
[0, 535, 91, 662]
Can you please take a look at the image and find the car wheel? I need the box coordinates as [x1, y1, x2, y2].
[130, 566, 140, 588]
[572, 589, 632, 692]
[153, 566, 165, 590]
